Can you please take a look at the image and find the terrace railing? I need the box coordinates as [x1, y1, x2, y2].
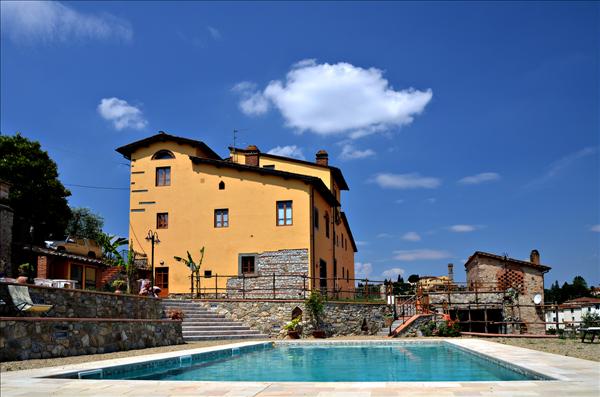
[185, 273, 389, 302]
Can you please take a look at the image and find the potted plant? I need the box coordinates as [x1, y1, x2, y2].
[306, 291, 326, 338]
[283, 317, 302, 339]
[384, 313, 394, 327]
[112, 279, 127, 294]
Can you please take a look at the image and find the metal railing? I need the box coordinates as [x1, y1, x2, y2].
[184, 273, 389, 302]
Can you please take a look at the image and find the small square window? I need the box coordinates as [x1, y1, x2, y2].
[240, 255, 255, 275]
[156, 167, 171, 186]
[204, 270, 212, 278]
[277, 201, 292, 226]
[214, 209, 229, 228]
[157, 213, 168, 229]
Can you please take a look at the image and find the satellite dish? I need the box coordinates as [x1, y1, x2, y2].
[533, 294, 542, 305]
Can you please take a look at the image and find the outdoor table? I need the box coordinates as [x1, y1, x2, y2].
[580, 327, 600, 343]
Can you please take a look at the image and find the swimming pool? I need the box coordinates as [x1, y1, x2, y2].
[56, 341, 549, 382]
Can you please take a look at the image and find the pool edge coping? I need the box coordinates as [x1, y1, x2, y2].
[2, 338, 597, 386]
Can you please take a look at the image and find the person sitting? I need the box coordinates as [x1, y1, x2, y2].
[138, 279, 150, 295]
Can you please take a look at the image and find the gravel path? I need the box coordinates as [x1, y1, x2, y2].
[484, 337, 600, 362]
[2, 336, 597, 372]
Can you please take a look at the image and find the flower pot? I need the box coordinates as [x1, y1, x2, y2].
[287, 330, 300, 339]
[312, 330, 326, 338]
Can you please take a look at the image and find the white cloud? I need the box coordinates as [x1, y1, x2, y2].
[371, 173, 441, 189]
[401, 232, 421, 242]
[339, 143, 375, 160]
[591, 225, 600, 232]
[393, 249, 451, 261]
[97, 97, 147, 130]
[267, 145, 305, 160]
[356, 240, 370, 247]
[395, 199, 404, 204]
[232, 82, 270, 116]
[449, 224, 477, 233]
[233, 60, 432, 138]
[376, 233, 393, 239]
[355, 262, 373, 279]
[425, 198, 437, 204]
[1, 1, 132, 44]
[382, 267, 405, 279]
[459, 172, 500, 185]
[207, 26, 221, 40]
[527, 147, 597, 188]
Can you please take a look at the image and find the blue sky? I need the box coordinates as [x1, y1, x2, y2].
[1, 1, 598, 286]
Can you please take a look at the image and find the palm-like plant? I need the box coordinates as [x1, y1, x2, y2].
[98, 233, 137, 293]
[174, 247, 205, 298]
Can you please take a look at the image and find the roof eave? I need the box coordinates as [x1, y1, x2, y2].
[188, 155, 340, 207]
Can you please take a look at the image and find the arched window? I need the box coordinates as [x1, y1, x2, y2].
[152, 150, 175, 160]
[219, 181, 225, 190]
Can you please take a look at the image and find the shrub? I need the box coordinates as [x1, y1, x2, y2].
[284, 317, 302, 331]
[581, 312, 600, 328]
[420, 320, 437, 337]
[167, 308, 184, 320]
[306, 291, 325, 328]
[420, 319, 460, 337]
[437, 320, 461, 337]
[111, 279, 127, 291]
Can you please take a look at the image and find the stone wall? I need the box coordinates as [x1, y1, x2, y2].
[0, 318, 183, 361]
[0, 282, 163, 319]
[226, 249, 309, 299]
[395, 314, 435, 337]
[198, 299, 391, 337]
[427, 291, 504, 306]
[0, 203, 13, 277]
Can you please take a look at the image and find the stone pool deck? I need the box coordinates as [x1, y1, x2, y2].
[1, 339, 598, 396]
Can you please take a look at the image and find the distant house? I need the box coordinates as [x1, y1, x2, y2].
[545, 297, 600, 330]
[418, 264, 455, 291]
[463, 250, 551, 334]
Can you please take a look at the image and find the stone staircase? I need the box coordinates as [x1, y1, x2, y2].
[377, 319, 405, 336]
[162, 300, 268, 341]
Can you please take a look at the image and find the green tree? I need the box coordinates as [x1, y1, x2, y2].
[408, 274, 420, 283]
[0, 133, 71, 243]
[65, 207, 104, 240]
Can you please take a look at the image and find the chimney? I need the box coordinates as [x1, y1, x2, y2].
[447, 263, 454, 282]
[245, 145, 260, 167]
[316, 150, 329, 166]
[530, 249, 540, 265]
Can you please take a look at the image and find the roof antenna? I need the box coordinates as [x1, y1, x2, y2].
[233, 129, 238, 162]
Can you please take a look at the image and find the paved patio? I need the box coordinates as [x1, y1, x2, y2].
[1, 339, 598, 396]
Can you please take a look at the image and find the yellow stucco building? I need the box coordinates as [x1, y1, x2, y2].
[116, 132, 357, 297]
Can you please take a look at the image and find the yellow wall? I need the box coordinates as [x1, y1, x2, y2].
[129, 142, 313, 294]
[335, 215, 356, 297]
[230, 150, 333, 192]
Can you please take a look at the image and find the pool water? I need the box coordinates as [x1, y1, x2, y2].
[99, 343, 538, 382]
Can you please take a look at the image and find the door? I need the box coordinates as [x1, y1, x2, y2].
[319, 259, 327, 295]
[155, 267, 169, 297]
